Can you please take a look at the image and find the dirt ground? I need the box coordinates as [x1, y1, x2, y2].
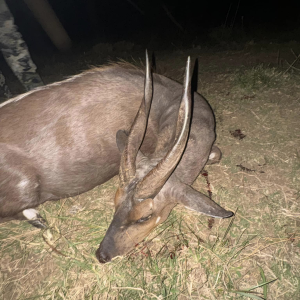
[0, 41, 300, 299]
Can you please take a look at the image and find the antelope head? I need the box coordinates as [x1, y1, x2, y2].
[96, 52, 233, 263]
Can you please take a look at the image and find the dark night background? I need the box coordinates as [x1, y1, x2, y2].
[4, 0, 300, 54]
[1, 0, 300, 95]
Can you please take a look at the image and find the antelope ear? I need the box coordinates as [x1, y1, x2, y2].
[116, 130, 129, 153]
[175, 182, 234, 218]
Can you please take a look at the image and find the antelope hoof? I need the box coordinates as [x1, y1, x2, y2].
[28, 216, 48, 229]
[23, 208, 48, 229]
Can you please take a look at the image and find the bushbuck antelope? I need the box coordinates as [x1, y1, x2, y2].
[0, 52, 233, 263]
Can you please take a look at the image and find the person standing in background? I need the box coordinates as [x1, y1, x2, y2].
[0, 0, 43, 99]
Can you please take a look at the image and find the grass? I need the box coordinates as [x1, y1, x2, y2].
[1, 203, 284, 299]
[1, 46, 300, 299]
[233, 65, 286, 92]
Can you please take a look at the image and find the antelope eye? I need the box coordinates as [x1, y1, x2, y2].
[136, 214, 152, 223]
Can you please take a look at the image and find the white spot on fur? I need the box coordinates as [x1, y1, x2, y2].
[17, 179, 30, 189]
[209, 152, 216, 159]
[22, 208, 38, 220]
[155, 216, 161, 224]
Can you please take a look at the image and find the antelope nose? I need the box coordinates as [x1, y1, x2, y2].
[95, 247, 111, 264]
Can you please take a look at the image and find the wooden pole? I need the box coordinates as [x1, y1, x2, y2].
[24, 0, 72, 51]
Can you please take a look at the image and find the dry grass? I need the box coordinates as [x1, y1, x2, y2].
[1, 48, 300, 300]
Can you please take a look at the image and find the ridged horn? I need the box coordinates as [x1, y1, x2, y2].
[119, 50, 153, 186]
[135, 57, 192, 199]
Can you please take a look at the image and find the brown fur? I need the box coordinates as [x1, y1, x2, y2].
[0, 59, 233, 263]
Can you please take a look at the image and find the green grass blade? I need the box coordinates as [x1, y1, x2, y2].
[259, 266, 268, 299]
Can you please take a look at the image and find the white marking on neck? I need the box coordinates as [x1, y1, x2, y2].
[22, 208, 39, 220]
[17, 179, 30, 189]
[184, 206, 197, 212]
[155, 216, 161, 224]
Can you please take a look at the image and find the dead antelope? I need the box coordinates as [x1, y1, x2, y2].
[0, 52, 233, 263]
